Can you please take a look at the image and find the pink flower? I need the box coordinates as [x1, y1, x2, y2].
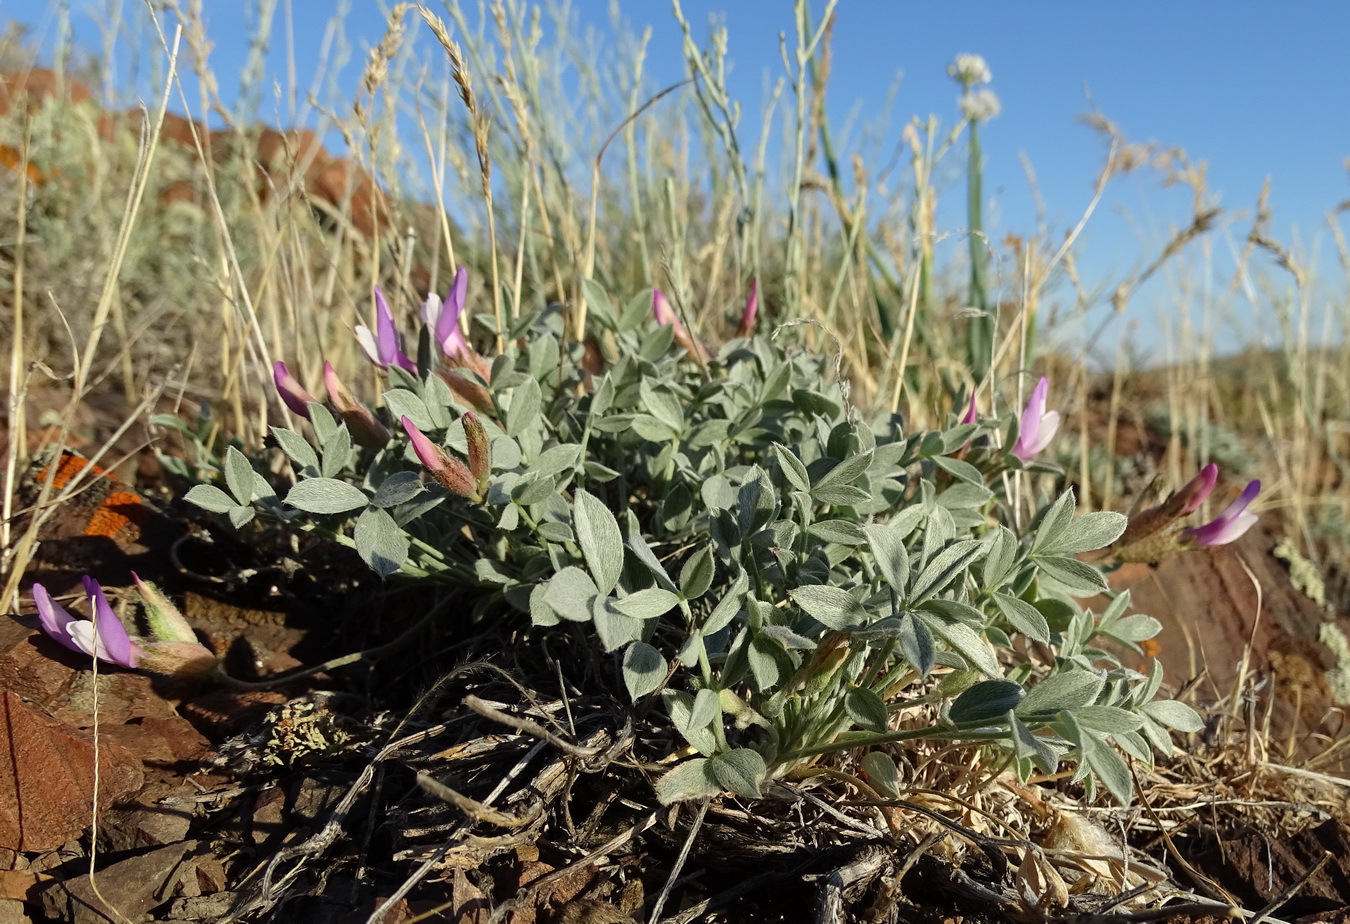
[652, 289, 707, 363]
[401, 417, 478, 500]
[1184, 480, 1261, 547]
[355, 286, 416, 372]
[736, 278, 759, 338]
[1011, 377, 1059, 461]
[422, 266, 470, 360]
[33, 576, 140, 668]
[652, 289, 681, 329]
[273, 362, 317, 418]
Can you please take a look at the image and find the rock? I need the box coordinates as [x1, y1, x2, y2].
[0, 692, 143, 852]
[39, 840, 201, 924]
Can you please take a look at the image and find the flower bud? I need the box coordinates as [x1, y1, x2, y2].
[273, 361, 316, 418]
[324, 361, 391, 448]
[402, 417, 479, 500]
[463, 412, 491, 490]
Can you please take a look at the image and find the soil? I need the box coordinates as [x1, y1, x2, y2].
[3, 391, 1349, 923]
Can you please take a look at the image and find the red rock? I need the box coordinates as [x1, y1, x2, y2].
[0, 691, 144, 852]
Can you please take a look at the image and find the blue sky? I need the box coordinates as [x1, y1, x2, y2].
[21, 1, 1350, 358]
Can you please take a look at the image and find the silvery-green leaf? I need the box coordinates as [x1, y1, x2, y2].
[1081, 729, 1133, 804]
[665, 691, 718, 755]
[812, 483, 871, 506]
[498, 503, 520, 531]
[708, 749, 766, 799]
[514, 474, 557, 506]
[690, 688, 720, 730]
[631, 414, 680, 441]
[927, 620, 999, 677]
[1139, 699, 1202, 732]
[574, 488, 624, 594]
[1048, 511, 1127, 555]
[773, 442, 811, 493]
[932, 454, 984, 486]
[680, 545, 715, 600]
[582, 460, 621, 482]
[614, 588, 680, 619]
[370, 471, 424, 508]
[864, 522, 910, 594]
[813, 449, 873, 491]
[622, 642, 666, 701]
[321, 425, 353, 478]
[747, 636, 783, 691]
[492, 436, 522, 470]
[530, 583, 559, 627]
[627, 533, 678, 592]
[895, 611, 935, 676]
[655, 758, 719, 804]
[1017, 671, 1105, 717]
[309, 403, 338, 446]
[790, 585, 868, 630]
[909, 539, 984, 605]
[354, 507, 408, 577]
[531, 444, 581, 479]
[582, 277, 617, 327]
[383, 389, 435, 431]
[640, 379, 684, 432]
[285, 478, 369, 515]
[1011, 716, 1061, 775]
[227, 505, 255, 529]
[981, 527, 1019, 589]
[423, 372, 456, 428]
[1101, 613, 1163, 643]
[859, 751, 901, 797]
[948, 680, 1023, 725]
[589, 374, 615, 417]
[505, 378, 541, 438]
[1076, 705, 1145, 735]
[844, 687, 890, 732]
[186, 484, 237, 514]
[993, 593, 1051, 643]
[936, 482, 993, 510]
[807, 519, 866, 545]
[224, 447, 255, 505]
[544, 566, 598, 622]
[271, 427, 319, 473]
[1034, 556, 1109, 595]
[1031, 489, 1078, 555]
[703, 571, 749, 634]
[532, 520, 570, 543]
[758, 623, 817, 650]
[592, 597, 643, 651]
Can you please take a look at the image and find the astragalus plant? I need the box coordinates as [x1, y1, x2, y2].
[188, 275, 1204, 806]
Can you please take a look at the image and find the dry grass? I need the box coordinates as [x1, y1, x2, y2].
[1, 2, 1349, 915]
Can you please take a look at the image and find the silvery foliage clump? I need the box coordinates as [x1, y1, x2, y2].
[187, 281, 1201, 805]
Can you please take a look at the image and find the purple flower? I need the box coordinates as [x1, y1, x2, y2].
[33, 576, 140, 668]
[1184, 480, 1261, 547]
[736, 278, 759, 338]
[1011, 377, 1060, 461]
[355, 286, 416, 372]
[422, 266, 470, 360]
[273, 361, 317, 418]
[961, 393, 979, 425]
[1167, 463, 1218, 516]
